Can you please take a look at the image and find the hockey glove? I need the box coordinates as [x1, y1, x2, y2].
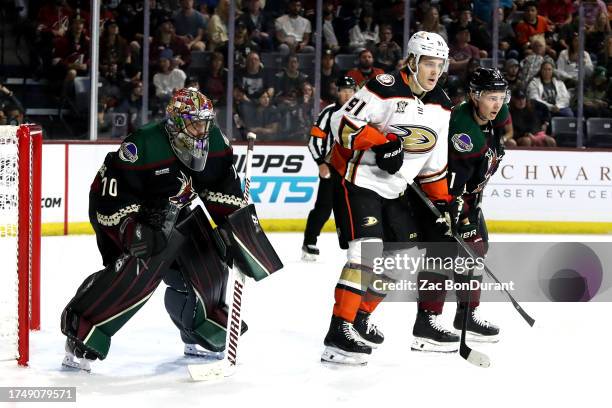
[458, 223, 488, 257]
[120, 218, 168, 259]
[371, 134, 404, 175]
[432, 200, 459, 240]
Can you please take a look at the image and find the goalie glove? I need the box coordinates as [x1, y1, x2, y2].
[371, 133, 404, 175]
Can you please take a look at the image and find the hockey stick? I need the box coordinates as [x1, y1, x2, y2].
[459, 268, 491, 368]
[187, 132, 257, 381]
[408, 182, 536, 327]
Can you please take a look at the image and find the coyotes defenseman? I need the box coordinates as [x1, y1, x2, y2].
[321, 31, 454, 365]
[448, 67, 511, 343]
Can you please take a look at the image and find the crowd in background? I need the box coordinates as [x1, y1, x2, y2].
[0, 0, 611, 144]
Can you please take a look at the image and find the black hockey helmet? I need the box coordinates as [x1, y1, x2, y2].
[469, 67, 510, 102]
[335, 76, 357, 90]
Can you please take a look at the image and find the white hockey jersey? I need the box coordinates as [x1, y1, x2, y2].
[329, 70, 453, 201]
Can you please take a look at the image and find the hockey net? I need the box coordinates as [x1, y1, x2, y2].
[0, 124, 42, 366]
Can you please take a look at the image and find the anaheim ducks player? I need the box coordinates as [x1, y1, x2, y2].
[321, 31, 454, 365]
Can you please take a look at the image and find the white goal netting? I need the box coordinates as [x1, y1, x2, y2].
[0, 125, 20, 361]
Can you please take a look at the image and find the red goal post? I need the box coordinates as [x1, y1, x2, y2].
[0, 124, 42, 366]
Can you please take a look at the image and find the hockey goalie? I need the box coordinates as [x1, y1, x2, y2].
[60, 88, 282, 372]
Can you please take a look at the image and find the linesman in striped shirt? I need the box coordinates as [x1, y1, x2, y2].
[302, 76, 357, 261]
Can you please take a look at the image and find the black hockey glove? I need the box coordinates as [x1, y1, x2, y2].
[458, 222, 488, 257]
[431, 200, 459, 240]
[371, 134, 404, 175]
[120, 218, 168, 259]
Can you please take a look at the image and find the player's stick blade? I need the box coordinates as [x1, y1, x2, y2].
[187, 361, 237, 381]
[460, 343, 490, 368]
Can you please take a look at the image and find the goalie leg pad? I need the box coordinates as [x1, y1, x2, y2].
[164, 207, 247, 352]
[221, 204, 283, 281]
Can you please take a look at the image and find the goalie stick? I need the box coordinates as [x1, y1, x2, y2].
[187, 132, 257, 381]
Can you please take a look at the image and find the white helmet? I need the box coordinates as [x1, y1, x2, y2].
[405, 31, 449, 78]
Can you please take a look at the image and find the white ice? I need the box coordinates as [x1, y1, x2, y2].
[1, 232, 611, 408]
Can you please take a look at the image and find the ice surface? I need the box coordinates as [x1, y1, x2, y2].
[0, 232, 610, 407]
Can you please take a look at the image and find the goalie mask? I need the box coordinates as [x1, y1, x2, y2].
[166, 88, 215, 171]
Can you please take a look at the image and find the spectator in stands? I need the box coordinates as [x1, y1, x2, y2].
[538, 0, 574, 27]
[201, 52, 228, 105]
[449, 27, 485, 78]
[504, 59, 525, 91]
[240, 0, 273, 50]
[598, 34, 612, 73]
[0, 110, 5, 126]
[153, 49, 187, 108]
[275, 0, 315, 55]
[275, 54, 309, 103]
[0, 83, 24, 113]
[373, 24, 402, 72]
[99, 19, 132, 86]
[418, 6, 448, 43]
[35, 0, 73, 71]
[447, 6, 474, 40]
[527, 60, 573, 118]
[346, 49, 384, 88]
[583, 66, 612, 118]
[514, 1, 553, 52]
[509, 88, 556, 147]
[299, 81, 315, 126]
[583, 0, 609, 31]
[495, 7, 519, 60]
[322, 9, 340, 53]
[472, 0, 513, 25]
[51, 17, 90, 94]
[586, 12, 612, 54]
[207, 0, 229, 51]
[447, 5, 490, 51]
[185, 76, 200, 89]
[173, 0, 208, 51]
[321, 49, 341, 104]
[348, 9, 379, 53]
[556, 33, 595, 86]
[151, 16, 192, 69]
[233, 21, 260, 70]
[519, 38, 554, 85]
[117, 80, 144, 132]
[236, 51, 274, 99]
[243, 90, 281, 141]
[2, 105, 26, 126]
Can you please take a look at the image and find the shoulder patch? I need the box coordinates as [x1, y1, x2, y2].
[118, 142, 138, 163]
[451, 133, 473, 152]
[376, 73, 395, 86]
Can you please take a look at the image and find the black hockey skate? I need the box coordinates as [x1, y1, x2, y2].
[353, 310, 384, 348]
[411, 310, 459, 353]
[453, 305, 500, 343]
[301, 244, 320, 262]
[321, 316, 372, 365]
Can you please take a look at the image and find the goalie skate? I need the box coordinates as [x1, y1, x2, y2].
[61, 351, 92, 373]
[184, 344, 225, 360]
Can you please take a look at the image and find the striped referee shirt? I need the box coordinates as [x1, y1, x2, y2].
[308, 103, 338, 165]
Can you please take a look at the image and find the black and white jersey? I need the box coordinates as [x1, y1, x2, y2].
[308, 103, 339, 165]
[329, 70, 453, 200]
